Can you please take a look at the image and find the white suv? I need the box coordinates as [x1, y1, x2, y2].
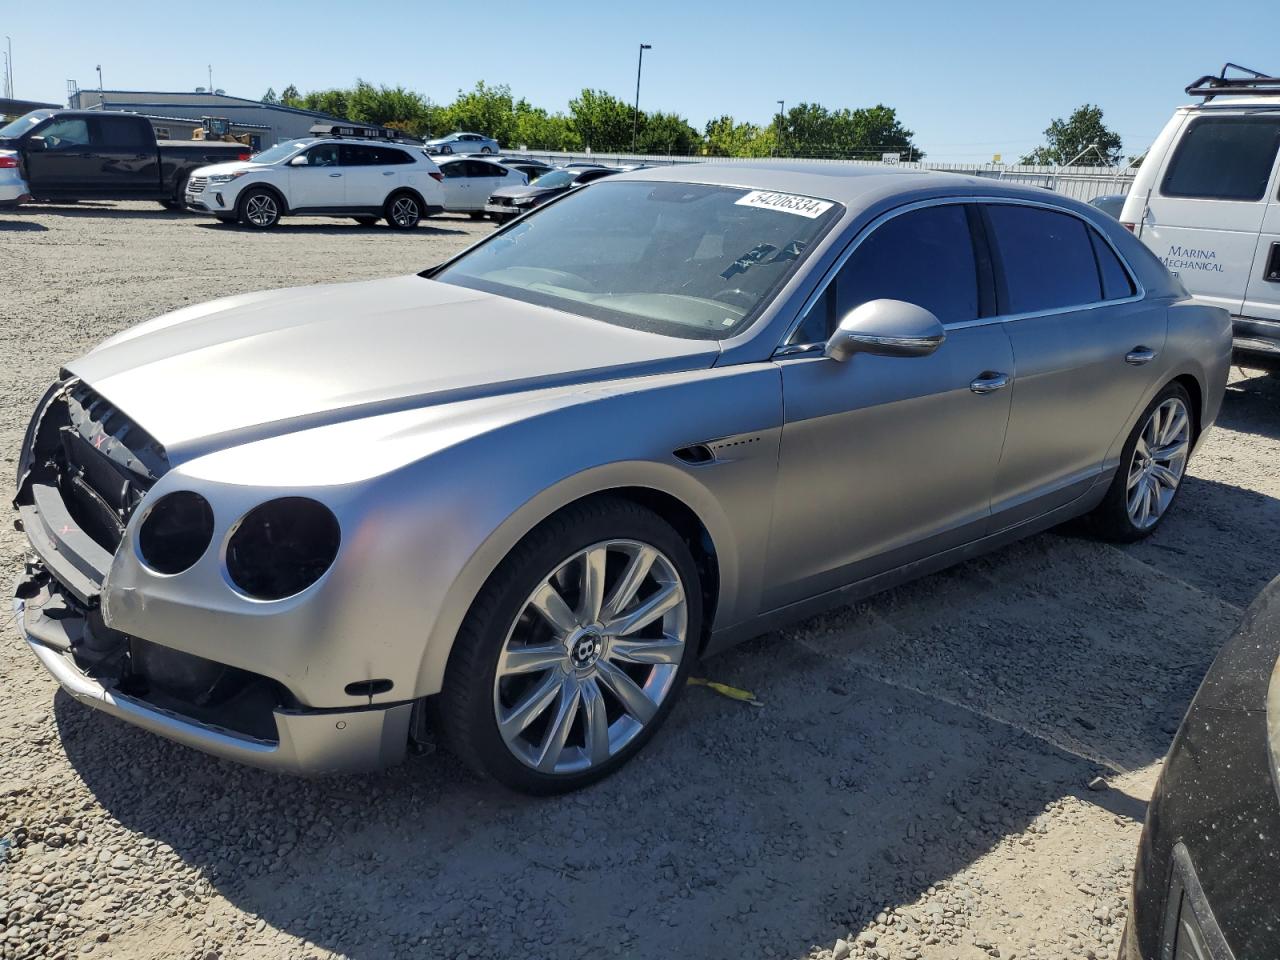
[185, 137, 445, 230]
[1122, 65, 1280, 368]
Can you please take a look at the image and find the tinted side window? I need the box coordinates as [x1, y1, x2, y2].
[96, 117, 151, 148]
[441, 162, 465, 179]
[339, 144, 376, 166]
[838, 204, 978, 326]
[986, 205, 1101, 314]
[39, 118, 90, 149]
[467, 161, 503, 177]
[377, 147, 412, 165]
[1089, 229, 1136, 300]
[1161, 117, 1280, 201]
[301, 144, 340, 166]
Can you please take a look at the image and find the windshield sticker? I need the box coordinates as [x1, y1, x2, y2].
[734, 190, 834, 219]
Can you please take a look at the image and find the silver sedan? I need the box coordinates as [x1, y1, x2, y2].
[13, 163, 1231, 793]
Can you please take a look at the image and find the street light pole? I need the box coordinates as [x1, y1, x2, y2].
[96, 64, 103, 99]
[776, 100, 785, 157]
[4, 36, 12, 100]
[632, 43, 651, 154]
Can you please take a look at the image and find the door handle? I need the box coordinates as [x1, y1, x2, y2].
[1125, 346, 1156, 365]
[329, 173, 342, 178]
[382, 170, 395, 176]
[970, 372, 1010, 395]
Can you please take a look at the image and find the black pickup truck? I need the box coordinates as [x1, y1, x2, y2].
[0, 109, 250, 209]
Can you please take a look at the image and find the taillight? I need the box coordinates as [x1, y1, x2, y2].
[1120, 221, 1136, 233]
[429, 171, 444, 182]
[237, 152, 250, 161]
[0, 155, 17, 169]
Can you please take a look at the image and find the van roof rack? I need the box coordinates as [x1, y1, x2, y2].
[306, 122, 423, 144]
[1186, 63, 1280, 100]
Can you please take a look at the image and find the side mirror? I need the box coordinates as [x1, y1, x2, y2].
[824, 299, 946, 362]
[26, 136, 47, 151]
[288, 155, 307, 166]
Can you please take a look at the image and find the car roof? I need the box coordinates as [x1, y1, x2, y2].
[611, 160, 1072, 211]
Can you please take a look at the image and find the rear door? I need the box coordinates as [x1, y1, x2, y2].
[338, 144, 386, 208]
[287, 142, 345, 209]
[984, 202, 1166, 526]
[1143, 113, 1280, 315]
[1241, 136, 1280, 326]
[90, 115, 155, 196]
[465, 159, 511, 207]
[22, 116, 95, 195]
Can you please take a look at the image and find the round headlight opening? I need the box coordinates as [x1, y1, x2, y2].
[138, 491, 215, 575]
[226, 497, 341, 600]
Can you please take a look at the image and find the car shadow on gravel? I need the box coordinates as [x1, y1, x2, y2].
[1218, 369, 1280, 441]
[54, 519, 1252, 960]
[25, 204, 200, 221]
[193, 222, 472, 236]
[0, 219, 47, 231]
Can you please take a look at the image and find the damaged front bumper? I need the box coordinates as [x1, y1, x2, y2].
[14, 568, 413, 775]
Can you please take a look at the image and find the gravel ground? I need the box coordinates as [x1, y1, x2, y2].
[2, 202, 1279, 960]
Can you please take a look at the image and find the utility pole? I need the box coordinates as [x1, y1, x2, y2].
[96, 64, 103, 99]
[631, 43, 651, 153]
[208, 64, 213, 93]
[775, 100, 785, 157]
[4, 36, 12, 100]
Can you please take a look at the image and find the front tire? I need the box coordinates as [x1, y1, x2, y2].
[1088, 382, 1194, 542]
[353, 215, 380, 226]
[238, 188, 281, 229]
[384, 193, 422, 230]
[440, 497, 702, 794]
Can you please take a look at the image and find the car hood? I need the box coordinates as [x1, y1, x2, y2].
[67, 275, 720, 463]
[190, 159, 270, 178]
[491, 183, 563, 200]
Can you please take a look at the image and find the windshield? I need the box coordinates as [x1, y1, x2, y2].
[0, 110, 54, 139]
[250, 140, 307, 164]
[434, 180, 840, 340]
[531, 170, 574, 189]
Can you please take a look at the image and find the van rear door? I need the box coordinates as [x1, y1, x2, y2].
[1241, 153, 1280, 326]
[1142, 112, 1280, 316]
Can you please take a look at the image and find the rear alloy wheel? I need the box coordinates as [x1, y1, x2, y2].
[441, 498, 701, 793]
[1089, 383, 1193, 541]
[481, 146, 494, 154]
[239, 188, 281, 228]
[385, 193, 422, 230]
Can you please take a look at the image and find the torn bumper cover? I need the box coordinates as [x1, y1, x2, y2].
[14, 571, 412, 775]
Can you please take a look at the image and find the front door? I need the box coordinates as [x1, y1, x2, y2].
[22, 116, 95, 196]
[764, 203, 1015, 610]
[1142, 112, 1280, 315]
[984, 202, 1167, 525]
[287, 143, 345, 209]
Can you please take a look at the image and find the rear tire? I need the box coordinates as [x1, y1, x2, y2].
[468, 211, 485, 221]
[353, 216, 380, 226]
[481, 146, 494, 154]
[439, 497, 702, 794]
[384, 192, 422, 230]
[1087, 382, 1194, 542]
[238, 187, 282, 229]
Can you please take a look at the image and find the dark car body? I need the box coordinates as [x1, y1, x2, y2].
[0, 110, 248, 206]
[1120, 576, 1280, 960]
[484, 166, 620, 222]
[1089, 193, 1128, 220]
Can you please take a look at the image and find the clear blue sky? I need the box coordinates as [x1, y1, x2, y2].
[6, 0, 1275, 162]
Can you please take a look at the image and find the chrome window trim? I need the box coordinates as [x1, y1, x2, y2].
[772, 195, 1147, 357]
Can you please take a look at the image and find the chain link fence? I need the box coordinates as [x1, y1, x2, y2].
[506, 150, 1137, 203]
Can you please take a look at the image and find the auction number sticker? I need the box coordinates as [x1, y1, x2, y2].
[734, 190, 834, 219]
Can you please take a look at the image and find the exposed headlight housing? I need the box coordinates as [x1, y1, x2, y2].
[512, 196, 538, 206]
[226, 497, 340, 600]
[138, 491, 215, 575]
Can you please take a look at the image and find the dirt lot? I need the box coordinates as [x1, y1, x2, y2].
[2, 202, 1279, 960]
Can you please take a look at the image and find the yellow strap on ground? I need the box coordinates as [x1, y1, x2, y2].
[687, 677, 763, 707]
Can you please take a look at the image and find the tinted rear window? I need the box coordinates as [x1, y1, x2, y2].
[986, 205, 1101, 314]
[1089, 229, 1136, 300]
[1161, 116, 1280, 201]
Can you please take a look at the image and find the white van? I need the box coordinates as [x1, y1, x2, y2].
[1122, 65, 1280, 368]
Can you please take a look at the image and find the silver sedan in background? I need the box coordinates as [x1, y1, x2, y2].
[423, 131, 500, 155]
[13, 163, 1231, 793]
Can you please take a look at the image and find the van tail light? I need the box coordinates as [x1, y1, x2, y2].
[0, 154, 18, 168]
[429, 171, 444, 182]
[1120, 222, 1137, 233]
[237, 152, 250, 161]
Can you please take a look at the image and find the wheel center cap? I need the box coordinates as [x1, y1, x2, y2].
[568, 627, 604, 669]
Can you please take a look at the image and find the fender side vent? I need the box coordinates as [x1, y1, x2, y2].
[673, 444, 714, 465]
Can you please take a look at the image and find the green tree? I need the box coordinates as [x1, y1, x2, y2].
[704, 116, 776, 157]
[441, 81, 519, 142]
[778, 103, 920, 161]
[261, 87, 279, 105]
[279, 85, 301, 106]
[347, 79, 431, 132]
[1021, 104, 1123, 166]
[636, 112, 701, 155]
[512, 106, 581, 150]
[568, 89, 634, 151]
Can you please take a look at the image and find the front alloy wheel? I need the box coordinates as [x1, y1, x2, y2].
[440, 497, 701, 793]
[1126, 396, 1191, 530]
[494, 540, 687, 775]
[240, 190, 280, 228]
